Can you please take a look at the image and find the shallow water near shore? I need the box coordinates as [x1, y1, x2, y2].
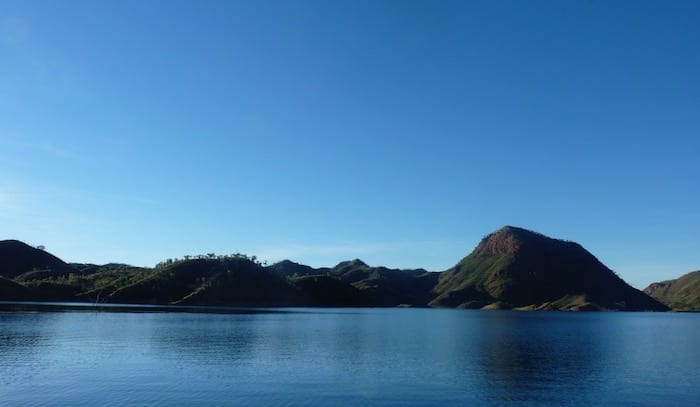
[1, 303, 698, 406]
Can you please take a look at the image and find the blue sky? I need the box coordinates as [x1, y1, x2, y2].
[1, 0, 698, 288]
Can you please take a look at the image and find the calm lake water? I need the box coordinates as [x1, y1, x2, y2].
[1, 303, 698, 406]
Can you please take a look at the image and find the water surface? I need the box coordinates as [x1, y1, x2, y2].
[1, 303, 698, 406]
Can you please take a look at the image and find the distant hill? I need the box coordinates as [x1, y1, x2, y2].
[267, 258, 438, 306]
[290, 275, 369, 306]
[0, 240, 73, 279]
[0, 228, 670, 311]
[430, 226, 667, 311]
[267, 259, 325, 278]
[644, 271, 700, 311]
[324, 259, 439, 306]
[109, 258, 302, 306]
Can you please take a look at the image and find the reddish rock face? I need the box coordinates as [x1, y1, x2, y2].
[643, 271, 700, 310]
[643, 282, 669, 296]
[473, 227, 523, 257]
[432, 226, 669, 311]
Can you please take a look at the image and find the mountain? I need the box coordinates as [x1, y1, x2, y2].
[0, 228, 670, 311]
[325, 259, 439, 306]
[267, 259, 326, 278]
[430, 226, 668, 311]
[266, 258, 439, 306]
[108, 258, 302, 306]
[0, 240, 73, 279]
[644, 271, 700, 311]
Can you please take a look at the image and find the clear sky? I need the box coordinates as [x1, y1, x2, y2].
[1, 0, 698, 288]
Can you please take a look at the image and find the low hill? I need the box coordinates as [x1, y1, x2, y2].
[326, 259, 439, 306]
[267, 258, 439, 306]
[0, 230, 671, 311]
[109, 258, 301, 306]
[0, 240, 73, 278]
[430, 226, 667, 311]
[290, 275, 369, 306]
[267, 259, 325, 278]
[644, 271, 700, 311]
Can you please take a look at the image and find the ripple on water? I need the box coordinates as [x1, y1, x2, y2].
[0, 307, 698, 406]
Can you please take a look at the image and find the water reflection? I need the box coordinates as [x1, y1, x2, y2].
[465, 312, 607, 404]
[0, 305, 698, 406]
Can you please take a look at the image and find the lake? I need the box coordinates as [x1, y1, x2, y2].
[1, 303, 698, 406]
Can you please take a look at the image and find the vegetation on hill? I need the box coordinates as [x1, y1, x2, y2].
[290, 275, 368, 306]
[325, 259, 439, 306]
[644, 271, 700, 311]
[0, 228, 674, 311]
[0, 240, 73, 278]
[430, 226, 668, 311]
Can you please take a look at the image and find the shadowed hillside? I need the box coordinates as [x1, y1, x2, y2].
[267, 258, 438, 306]
[324, 259, 439, 306]
[0, 228, 669, 311]
[644, 271, 700, 311]
[0, 240, 73, 279]
[0, 276, 30, 300]
[290, 275, 369, 306]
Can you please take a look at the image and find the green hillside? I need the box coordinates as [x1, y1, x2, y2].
[430, 226, 667, 311]
[644, 271, 700, 311]
[0, 227, 671, 311]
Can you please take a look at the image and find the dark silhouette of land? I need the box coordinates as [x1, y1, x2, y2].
[0, 226, 674, 311]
